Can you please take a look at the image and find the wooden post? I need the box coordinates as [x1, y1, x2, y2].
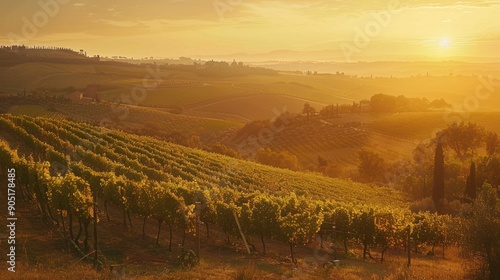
[93, 193, 99, 269]
[233, 210, 250, 254]
[407, 225, 411, 267]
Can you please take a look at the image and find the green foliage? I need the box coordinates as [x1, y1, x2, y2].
[177, 250, 199, 268]
[370, 93, 448, 113]
[302, 103, 316, 118]
[251, 195, 280, 238]
[486, 132, 499, 156]
[411, 213, 445, 253]
[278, 195, 323, 246]
[442, 122, 485, 160]
[255, 147, 301, 171]
[460, 183, 500, 280]
[251, 195, 280, 254]
[210, 142, 241, 158]
[4, 114, 455, 264]
[357, 149, 386, 183]
[150, 182, 184, 225]
[432, 141, 445, 213]
[477, 155, 500, 189]
[352, 209, 376, 259]
[464, 162, 476, 202]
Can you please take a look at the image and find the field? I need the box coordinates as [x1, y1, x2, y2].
[0, 49, 498, 279]
[0, 114, 405, 205]
[3, 95, 500, 171]
[222, 111, 500, 171]
[0, 186, 468, 280]
[2, 50, 500, 122]
[0, 115, 473, 280]
[0, 97, 241, 143]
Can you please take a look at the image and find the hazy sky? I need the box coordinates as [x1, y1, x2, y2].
[1, 0, 499, 61]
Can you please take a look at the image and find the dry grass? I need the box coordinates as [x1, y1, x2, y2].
[1, 249, 469, 280]
[1, 176, 469, 280]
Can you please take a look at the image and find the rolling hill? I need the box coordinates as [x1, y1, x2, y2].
[0, 96, 241, 144]
[226, 111, 500, 170]
[0, 114, 406, 206]
[2, 49, 499, 122]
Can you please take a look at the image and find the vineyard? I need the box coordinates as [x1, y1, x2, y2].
[228, 111, 500, 170]
[0, 114, 472, 278]
[369, 112, 500, 140]
[263, 119, 369, 167]
[0, 97, 240, 142]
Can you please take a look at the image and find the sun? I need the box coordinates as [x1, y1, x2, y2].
[439, 37, 451, 48]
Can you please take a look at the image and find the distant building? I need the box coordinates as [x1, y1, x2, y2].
[68, 91, 84, 102]
[83, 84, 99, 102]
[68, 85, 99, 102]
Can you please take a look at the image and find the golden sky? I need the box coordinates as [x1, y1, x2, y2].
[1, 0, 499, 61]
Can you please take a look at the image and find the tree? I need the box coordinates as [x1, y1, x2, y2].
[477, 155, 500, 189]
[357, 149, 386, 183]
[211, 142, 241, 158]
[321, 161, 344, 179]
[432, 141, 445, 214]
[317, 155, 328, 168]
[486, 132, 499, 156]
[186, 134, 202, 149]
[461, 183, 500, 280]
[442, 122, 485, 161]
[387, 144, 433, 201]
[256, 148, 301, 171]
[302, 103, 316, 119]
[319, 105, 339, 118]
[370, 94, 397, 113]
[464, 162, 476, 202]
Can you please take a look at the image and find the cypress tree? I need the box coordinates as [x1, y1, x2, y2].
[464, 162, 476, 202]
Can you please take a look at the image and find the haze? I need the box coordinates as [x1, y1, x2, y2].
[1, 0, 500, 61]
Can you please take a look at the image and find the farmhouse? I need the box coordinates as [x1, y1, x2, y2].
[68, 85, 100, 102]
[67, 91, 84, 102]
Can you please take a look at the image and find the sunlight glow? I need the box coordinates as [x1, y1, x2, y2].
[439, 37, 451, 48]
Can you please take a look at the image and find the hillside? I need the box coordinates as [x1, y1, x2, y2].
[0, 50, 494, 279]
[227, 112, 500, 170]
[1, 50, 499, 122]
[0, 114, 405, 206]
[0, 96, 241, 143]
[0, 114, 479, 280]
[0, 47, 91, 66]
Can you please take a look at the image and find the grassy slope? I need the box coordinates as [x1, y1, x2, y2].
[2, 58, 499, 121]
[228, 112, 500, 169]
[0, 99, 241, 142]
[0, 115, 469, 279]
[0, 114, 407, 207]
